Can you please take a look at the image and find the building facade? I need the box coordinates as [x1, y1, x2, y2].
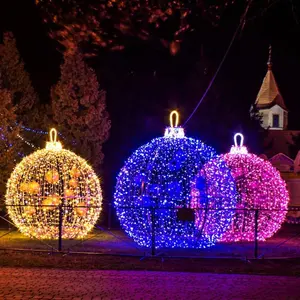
[255, 46, 288, 131]
[254, 46, 300, 223]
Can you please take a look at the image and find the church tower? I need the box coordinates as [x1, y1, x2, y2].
[255, 46, 288, 130]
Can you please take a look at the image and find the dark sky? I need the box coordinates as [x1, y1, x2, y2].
[1, 0, 300, 200]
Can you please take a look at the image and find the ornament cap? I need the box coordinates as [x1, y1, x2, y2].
[46, 128, 63, 150]
[164, 110, 185, 138]
[230, 133, 248, 154]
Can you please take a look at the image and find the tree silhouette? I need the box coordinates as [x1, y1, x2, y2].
[0, 75, 21, 199]
[51, 49, 111, 171]
[0, 32, 46, 150]
[36, 0, 238, 56]
[0, 32, 37, 116]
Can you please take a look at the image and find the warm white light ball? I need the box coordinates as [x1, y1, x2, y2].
[5, 129, 102, 239]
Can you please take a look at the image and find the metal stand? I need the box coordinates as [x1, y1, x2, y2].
[151, 207, 156, 256]
[58, 205, 63, 252]
[254, 209, 259, 259]
[108, 202, 112, 230]
[140, 207, 168, 261]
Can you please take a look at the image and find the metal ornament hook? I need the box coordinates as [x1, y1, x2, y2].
[234, 133, 244, 148]
[170, 110, 179, 128]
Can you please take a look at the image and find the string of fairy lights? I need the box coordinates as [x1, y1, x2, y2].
[2, 111, 290, 248]
[0, 122, 43, 150]
[114, 111, 237, 249]
[220, 133, 289, 242]
[5, 128, 102, 239]
[2, 1, 290, 247]
[114, 113, 290, 248]
[0, 116, 67, 151]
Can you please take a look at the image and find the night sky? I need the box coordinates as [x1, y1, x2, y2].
[1, 0, 300, 202]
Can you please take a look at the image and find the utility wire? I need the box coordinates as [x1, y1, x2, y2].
[184, 0, 253, 126]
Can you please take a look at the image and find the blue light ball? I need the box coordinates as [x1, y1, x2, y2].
[114, 133, 236, 249]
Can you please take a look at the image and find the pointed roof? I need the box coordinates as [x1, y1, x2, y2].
[255, 46, 287, 110]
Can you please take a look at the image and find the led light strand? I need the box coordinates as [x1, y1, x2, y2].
[20, 123, 65, 138]
[5, 128, 102, 239]
[220, 133, 289, 242]
[0, 110, 37, 149]
[114, 111, 237, 249]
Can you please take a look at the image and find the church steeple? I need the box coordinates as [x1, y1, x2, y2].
[254, 45, 288, 130]
[255, 45, 287, 110]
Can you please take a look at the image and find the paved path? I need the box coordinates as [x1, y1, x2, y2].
[0, 268, 300, 299]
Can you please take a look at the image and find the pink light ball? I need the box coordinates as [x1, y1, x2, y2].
[220, 151, 289, 242]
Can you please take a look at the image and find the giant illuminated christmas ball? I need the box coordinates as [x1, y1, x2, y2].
[114, 111, 237, 249]
[5, 129, 102, 239]
[220, 133, 289, 242]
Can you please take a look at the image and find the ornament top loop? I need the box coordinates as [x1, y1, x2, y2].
[234, 133, 244, 148]
[49, 128, 58, 143]
[230, 133, 248, 154]
[46, 128, 62, 150]
[170, 110, 179, 128]
[164, 110, 185, 138]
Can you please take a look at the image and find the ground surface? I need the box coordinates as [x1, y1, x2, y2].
[0, 267, 300, 300]
[1, 250, 300, 276]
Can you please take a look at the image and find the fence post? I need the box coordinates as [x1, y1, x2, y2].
[254, 209, 259, 259]
[108, 202, 112, 230]
[58, 205, 63, 252]
[151, 207, 156, 256]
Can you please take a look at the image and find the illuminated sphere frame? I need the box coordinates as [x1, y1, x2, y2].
[220, 133, 289, 242]
[114, 111, 237, 249]
[5, 129, 102, 239]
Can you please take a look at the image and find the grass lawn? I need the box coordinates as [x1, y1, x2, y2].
[0, 224, 300, 275]
[1, 223, 300, 258]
